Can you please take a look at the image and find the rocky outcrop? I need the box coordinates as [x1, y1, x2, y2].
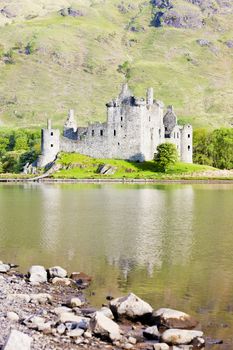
[161, 329, 204, 345]
[152, 308, 198, 329]
[110, 293, 153, 322]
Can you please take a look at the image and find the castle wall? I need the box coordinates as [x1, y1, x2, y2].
[180, 125, 193, 163]
[37, 122, 60, 167]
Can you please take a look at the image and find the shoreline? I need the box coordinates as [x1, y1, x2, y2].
[0, 177, 233, 184]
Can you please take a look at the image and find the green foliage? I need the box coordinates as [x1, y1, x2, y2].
[154, 143, 178, 172]
[4, 49, 15, 64]
[0, 129, 40, 173]
[194, 128, 233, 169]
[25, 40, 36, 55]
[117, 61, 132, 80]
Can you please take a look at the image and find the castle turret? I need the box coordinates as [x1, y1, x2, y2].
[37, 119, 60, 167]
[146, 88, 154, 106]
[63, 109, 77, 139]
[180, 124, 193, 163]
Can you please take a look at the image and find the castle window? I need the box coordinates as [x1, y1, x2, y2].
[100, 130, 103, 136]
[188, 134, 190, 138]
[51, 132, 53, 136]
[149, 116, 151, 122]
[188, 145, 191, 151]
[114, 130, 116, 136]
[174, 132, 175, 138]
[118, 142, 120, 146]
[159, 129, 161, 137]
[51, 144, 53, 148]
[177, 133, 179, 138]
[92, 130, 94, 136]
[121, 116, 123, 122]
[165, 127, 168, 131]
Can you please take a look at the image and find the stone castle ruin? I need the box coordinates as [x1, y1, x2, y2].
[37, 84, 193, 167]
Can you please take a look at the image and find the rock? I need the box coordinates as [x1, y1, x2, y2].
[0, 264, 10, 273]
[161, 329, 203, 345]
[30, 293, 52, 304]
[196, 39, 211, 47]
[69, 297, 83, 307]
[57, 324, 66, 335]
[53, 306, 73, 315]
[84, 330, 92, 338]
[6, 312, 19, 322]
[97, 164, 117, 175]
[225, 40, 233, 48]
[152, 308, 198, 329]
[98, 307, 114, 319]
[143, 325, 160, 340]
[59, 312, 89, 326]
[49, 266, 67, 278]
[128, 336, 137, 344]
[110, 293, 153, 321]
[67, 328, 84, 337]
[23, 316, 46, 330]
[90, 311, 122, 342]
[29, 265, 47, 284]
[70, 272, 92, 286]
[52, 277, 71, 286]
[153, 344, 169, 350]
[3, 330, 32, 350]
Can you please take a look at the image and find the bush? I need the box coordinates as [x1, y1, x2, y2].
[154, 142, 178, 172]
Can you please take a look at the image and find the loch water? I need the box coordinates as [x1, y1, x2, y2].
[0, 183, 233, 348]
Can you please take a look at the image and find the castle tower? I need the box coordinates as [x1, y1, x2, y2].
[37, 119, 60, 167]
[146, 88, 154, 106]
[180, 124, 193, 163]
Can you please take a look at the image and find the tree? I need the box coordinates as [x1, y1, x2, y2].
[211, 128, 233, 169]
[154, 142, 178, 172]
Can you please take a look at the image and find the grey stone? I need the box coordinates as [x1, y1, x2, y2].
[6, 312, 19, 322]
[143, 325, 160, 340]
[162, 329, 203, 345]
[3, 330, 32, 350]
[57, 324, 66, 335]
[98, 307, 114, 319]
[90, 311, 121, 342]
[110, 292, 153, 321]
[29, 265, 47, 284]
[67, 328, 84, 337]
[0, 264, 10, 273]
[51, 277, 71, 285]
[152, 308, 198, 329]
[49, 266, 67, 278]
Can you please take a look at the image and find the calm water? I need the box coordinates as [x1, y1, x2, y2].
[0, 183, 233, 347]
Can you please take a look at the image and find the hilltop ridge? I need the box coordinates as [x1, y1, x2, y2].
[0, 0, 233, 128]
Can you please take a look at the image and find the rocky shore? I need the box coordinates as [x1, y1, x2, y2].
[0, 261, 210, 350]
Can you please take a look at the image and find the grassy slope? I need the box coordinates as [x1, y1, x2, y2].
[53, 153, 216, 179]
[0, 0, 232, 129]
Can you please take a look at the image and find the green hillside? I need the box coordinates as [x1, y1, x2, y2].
[0, 0, 233, 128]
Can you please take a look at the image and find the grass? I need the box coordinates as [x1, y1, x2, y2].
[52, 153, 216, 180]
[0, 1, 232, 128]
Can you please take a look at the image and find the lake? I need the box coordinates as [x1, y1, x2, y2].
[0, 183, 233, 348]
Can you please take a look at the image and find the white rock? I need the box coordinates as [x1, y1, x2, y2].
[84, 331, 92, 338]
[162, 329, 203, 345]
[90, 311, 121, 342]
[57, 324, 66, 335]
[69, 297, 83, 307]
[0, 264, 10, 273]
[49, 266, 67, 278]
[98, 306, 114, 319]
[143, 325, 160, 340]
[110, 293, 153, 320]
[30, 293, 52, 304]
[128, 336, 137, 344]
[6, 312, 19, 322]
[153, 343, 169, 350]
[24, 316, 46, 330]
[29, 265, 47, 284]
[3, 330, 32, 350]
[67, 328, 84, 337]
[53, 306, 72, 315]
[59, 312, 89, 325]
[153, 308, 198, 329]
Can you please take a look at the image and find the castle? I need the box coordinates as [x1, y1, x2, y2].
[37, 84, 193, 167]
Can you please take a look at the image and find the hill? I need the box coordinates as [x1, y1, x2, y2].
[0, 0, 233, 128]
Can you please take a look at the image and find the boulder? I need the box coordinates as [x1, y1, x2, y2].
[69, 297, 83, 307]
[53, 306, 72, 315]
[30, 293, 52, 304]
[110, 293, 153, 321]
[143, 325, 160, 340]
[153, 344, 169, 350]
[161, 329, 203, 345]
[59, 312, 89, 327]
[152, 308, 198, 329]
[90, 311, 121, 342]
[49, 266, 67, 278]
[99, 306, 114, 319]
[70, 272, 92, 286]
[6, 312, 19, 322]
[0, 264, 10, 273]
[67, 328, 84, 337]
[29, 265, 47, 284]
[3, 330, 32, 350]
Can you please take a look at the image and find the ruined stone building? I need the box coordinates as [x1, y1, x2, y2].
[37, 84, 193, 167]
